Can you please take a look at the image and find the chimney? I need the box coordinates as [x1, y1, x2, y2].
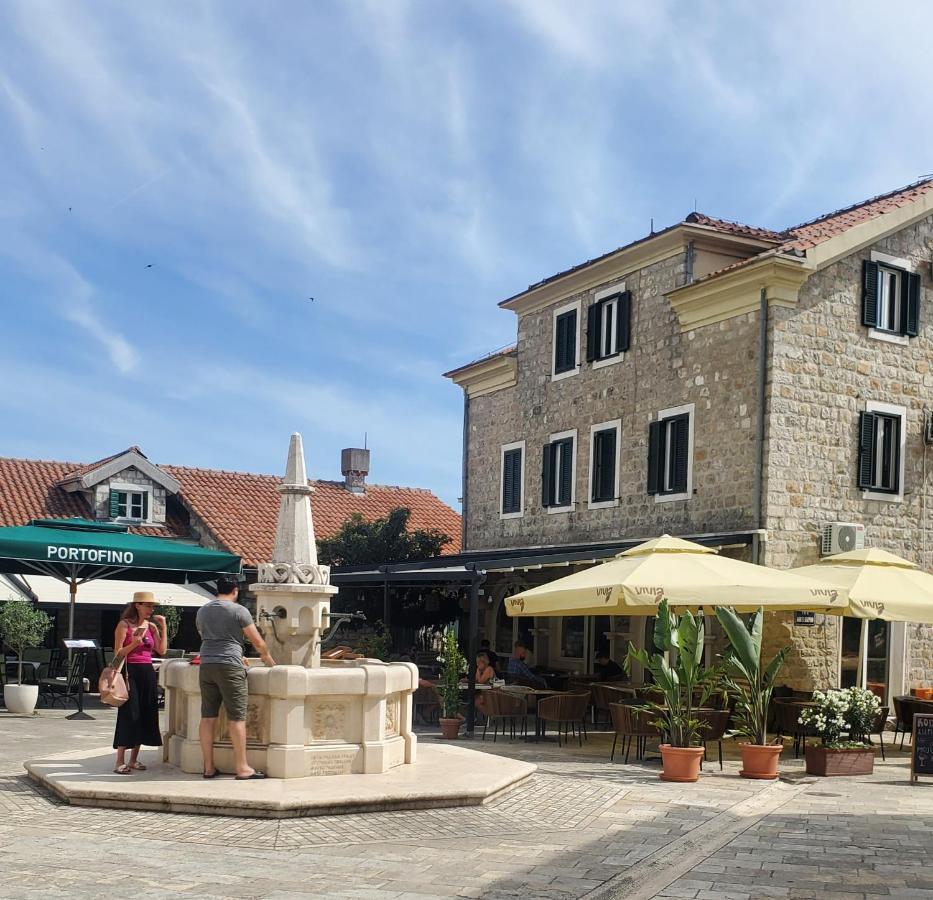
[341, 448, 370, 493]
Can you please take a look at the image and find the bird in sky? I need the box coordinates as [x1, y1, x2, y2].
[145, 264, 153, 268]
[308, 297, 314, 302]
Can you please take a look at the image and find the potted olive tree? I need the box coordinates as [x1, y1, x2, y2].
[0, 599, 52, 715]
[715, 606, 789, 779]
[438, 627, 466, 739]
[799, 687, 881, 776]
[626, 599, 719, 783]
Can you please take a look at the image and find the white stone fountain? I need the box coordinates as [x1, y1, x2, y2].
[161, 433, 418, 778]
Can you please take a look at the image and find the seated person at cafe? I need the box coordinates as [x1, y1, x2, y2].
[506, 640, 546, 688]
[479, 639, 499, 673]
[461, 652, 497, 718]
[594, 649, 625, 681]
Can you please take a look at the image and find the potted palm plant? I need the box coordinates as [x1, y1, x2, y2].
[0, 599, 52, 715]
[438, 627, 466, 739]
[799, 687, 881, 776]
[626, 599, 718, 782]
[715, 606, 789, 779]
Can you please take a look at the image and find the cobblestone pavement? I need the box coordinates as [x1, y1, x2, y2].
[0, 707, 931, 899]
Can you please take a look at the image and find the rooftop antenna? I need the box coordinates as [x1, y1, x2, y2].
[650, 217, 654, 234]
[694, 197, 697, 212]
[364, 431, 368, 450]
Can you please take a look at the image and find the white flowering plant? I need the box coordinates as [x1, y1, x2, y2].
[437, 627, 467, 718]
[798, 687, 882, 748]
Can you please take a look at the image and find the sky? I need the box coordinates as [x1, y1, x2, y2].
[2, 1, 933, 510]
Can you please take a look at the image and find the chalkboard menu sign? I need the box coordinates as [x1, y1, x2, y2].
[912, 713, 933, 783]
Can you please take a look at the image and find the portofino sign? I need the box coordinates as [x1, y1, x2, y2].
[46, 545, 135, 564]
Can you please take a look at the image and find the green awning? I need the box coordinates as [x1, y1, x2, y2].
[0, 518, 240, 583]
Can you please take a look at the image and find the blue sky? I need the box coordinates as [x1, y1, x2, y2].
[2, 1, 933, 508]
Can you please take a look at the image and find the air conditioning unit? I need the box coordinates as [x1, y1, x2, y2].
[821, 522, 865, 556]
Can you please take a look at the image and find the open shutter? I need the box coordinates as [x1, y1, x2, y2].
[616, 291, 632, 353]
[593, 429, 616, 501]
[586, 303, 600, 361]
[857, 412, 876, 489]
[904, 272, 921, 337]
[109, 489, 120, 518]
[862, 261, 880, 328]
[502, 451, 515, 513]
[541, 443, 554, 507]
[141, 492, 149, 520]
[565, 310, 577, 369]
[592, 431, 604, 501]
[647, 421, 662, 494]
[558, 438, 573, 506]
[673, 415, 689, 493]
[891, 415, 902, 493]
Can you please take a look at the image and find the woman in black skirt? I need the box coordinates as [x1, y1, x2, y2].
[112, 591, 168, 774]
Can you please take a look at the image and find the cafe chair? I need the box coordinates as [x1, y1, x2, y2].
[870, 705, 889, 761]
[413, 683, 441, 725]
[482, 689, 528, 741]
[38, 653, 89, 708]
[893, 696, 914, 749]
[537, 692, 590, 747]
[696, 708, 731, 771]
[609, 702, 658, 763]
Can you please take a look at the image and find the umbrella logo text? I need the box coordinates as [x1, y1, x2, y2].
[47, 545, 135, 565]
[507, 597, 525, 613]
[634, 586, 664, 601]
[595, 586, 613, 603]
[809, 588, 839, 604]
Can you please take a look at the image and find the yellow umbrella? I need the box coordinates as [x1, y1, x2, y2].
[505, 535, 848, 618]
[790, 548, 933, 624]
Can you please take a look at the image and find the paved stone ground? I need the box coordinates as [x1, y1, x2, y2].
[0, 705, 931, 899]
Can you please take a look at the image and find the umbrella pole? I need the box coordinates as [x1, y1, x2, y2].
[859, 618, 869, 689]
[68, 575, 77, 644]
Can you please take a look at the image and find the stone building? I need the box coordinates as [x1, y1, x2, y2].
[444, 178, 933, 701]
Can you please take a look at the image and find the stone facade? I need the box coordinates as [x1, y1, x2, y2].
[91, 465, 167, 524]
[465, 251, 761, 552]
[455, 207, 933, 693]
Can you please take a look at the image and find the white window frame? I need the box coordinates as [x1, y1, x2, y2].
[553, 615, 587, 670]
[869, 250, 913, 345]
[110, 482, 152, 523]
[591, 282, 626, 370]
[546, 428, 576, 514]
[551, 299, 581, 382]
[862, 400, 906, 503]
[588, 419, 621, 510]
[499, 441, 525, 520]
[654, 403, 695, 504]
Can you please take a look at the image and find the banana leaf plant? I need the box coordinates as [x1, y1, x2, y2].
[625, 599, 720, 747]
[715, 606, 789, 746]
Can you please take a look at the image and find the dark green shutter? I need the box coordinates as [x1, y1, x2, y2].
[503, 451, 514, 512]
[616, 291, 632, 352]
[672, 415, 689, 493]
[503, 449, 521, 513]
[565, 309, 577, 370]
[586, 303, 600, 361]
[592, 431, 603, 502]
[542, 443, 554, 507]
[905, 272, 921, 337]
[857, 411, 876, 489]
[862, 260, 880, 328]
[647, 421, 662, 494]
[109, 490, 120, 518]
[593, 428, 616, 502]
[558, 438, 573, 506]
[142, 492, 149, 520]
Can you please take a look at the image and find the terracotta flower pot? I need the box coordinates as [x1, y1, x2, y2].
[659, 745, 705, 783]
[439, 717, 462, 740]
[805, 745, 874, 777]
[739, 743, 783, 780]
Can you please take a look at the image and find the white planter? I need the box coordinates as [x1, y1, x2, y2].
[4, 683, 39, 715]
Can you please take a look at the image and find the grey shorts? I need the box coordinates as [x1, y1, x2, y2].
[199, 663, 248, 721]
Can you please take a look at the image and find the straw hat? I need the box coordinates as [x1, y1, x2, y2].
[132, 590, 160, 605]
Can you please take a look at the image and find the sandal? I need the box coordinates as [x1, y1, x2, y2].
[113, 764, 132, 775]
[234, 770, 267, 780]
[129, 762, 147, 771]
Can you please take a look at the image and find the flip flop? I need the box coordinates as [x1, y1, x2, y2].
[129, 762, 147, 771]
[113, 764, 132, 775]
[234, 771, 267, 780]
[202, 769, 220, 779]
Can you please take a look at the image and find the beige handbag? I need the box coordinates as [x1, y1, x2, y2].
[99, 655, 129, 707]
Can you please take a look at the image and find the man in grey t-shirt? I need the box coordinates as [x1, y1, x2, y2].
[196, 577, 274, 780]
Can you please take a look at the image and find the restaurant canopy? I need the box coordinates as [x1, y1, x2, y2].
[2, 574, 214, 608]
[0, 518, 241, 638]
[506, 535, 848, 618]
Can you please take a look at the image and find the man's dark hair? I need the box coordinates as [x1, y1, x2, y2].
[216, 576, 240, 597]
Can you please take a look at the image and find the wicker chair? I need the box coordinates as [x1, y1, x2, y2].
[893, 696, 914, 749]
[537, 692, 590, 747]
[695, 708, 730, 771]
[870, 705, 889, 761]
[608, 702, 658, 763]
[413, 683, 441, 724]
[482, 689, 528, 741]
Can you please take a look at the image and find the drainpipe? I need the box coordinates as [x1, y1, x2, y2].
[753, 287, 768, 564]
[461, 393, 470, 551]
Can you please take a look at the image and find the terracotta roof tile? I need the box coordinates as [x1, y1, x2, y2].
[683, 212, 783, 242]
[0, 455, 461, 568]
[59, 446, 149, 483]
[442, 345, 516, 378]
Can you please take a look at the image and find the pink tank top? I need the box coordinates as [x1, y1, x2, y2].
[123, 622, 154, 664]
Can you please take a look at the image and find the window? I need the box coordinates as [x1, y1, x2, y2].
[500, 442, 525, 518]
[542, 430, 576, 511]
[109, 488, 149, 521]
[862, 257, 920, 338]
[858, 403, 906, 499]
[552, 301, 580, 379]
[589, 420, 621, 508]
[647, 404, 694, 501]
[586, 289, 631, 364]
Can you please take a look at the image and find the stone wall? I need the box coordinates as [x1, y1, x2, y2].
[762, 213, 933, 689]
[91, 466, 167, 524]
[465, 250, 761, 551]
